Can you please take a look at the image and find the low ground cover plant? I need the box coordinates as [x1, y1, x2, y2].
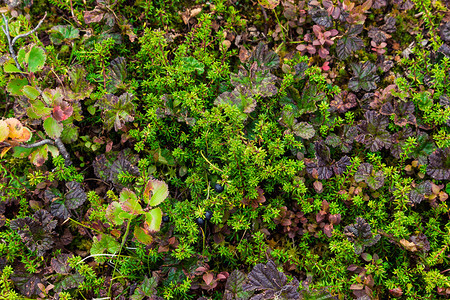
[0, 0, 450, 299]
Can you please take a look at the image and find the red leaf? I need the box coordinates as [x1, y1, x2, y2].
[53, 102, 73, 121]
[203, 273, 214, 285]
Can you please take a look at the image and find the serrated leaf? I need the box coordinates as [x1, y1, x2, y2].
[65, 181, 87, 209]
[243, 260, 300, 300]
[56, 273, 85, 292]
[43, 116, 63, 138]
[106, 201, 134, 225]
[50, 200, 70, 219]
[10, 273, 42, 297]
[348, 61, 379, 92]
[27, 99, 52, 119]
[131, 276, 158, 300]
[6, 77, 28, 96]
[366, 170, 385, 190]
[93, 150, 140, 190]
[355, 163, 372, 182]
[105, 57, 127, 93]
[95, 93, 135, 131]
[144, 208, 162, 232]
[355, 163, 384, 190]
[91, 234, 121, 256]
[311, 8, 333, 28]
[427, 148, 450, 180]
[325, 133, 340, 148]
[61, 123, 79, 143]
[50, 25, 80, 45]
[292, 122, 315, 139]
[224, 270, 252, 300]
[26, 46, 46, 73]
[10, 210, 56, 256]
[53, 101, 73, 121]
[180, 56, 205, 74]
[336, 32, 364, 60]
[51, 253, 73, 275]
[65, 65, 94, 100]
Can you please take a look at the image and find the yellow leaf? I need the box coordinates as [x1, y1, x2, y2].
[400, 239, 418, 252]
[0, 120, 9, 142]
[258, 0, 280, 9]
[0, 146, 11, 158]
[5, 118, 23, 139]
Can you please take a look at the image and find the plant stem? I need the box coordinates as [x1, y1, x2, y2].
[108, 218, 132, 297]
[1, 12, 47, 72]
[200, 150, 223, 172]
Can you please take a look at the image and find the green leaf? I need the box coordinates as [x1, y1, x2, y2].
[120, 188, 143, 215]
[133, 226, 153, 245]
[12, 146, 33, 159]
[90, 234, 121, 257]
[106, 201, 133, 225]
[258, 0, 280, 9]
[43, 117, 63, 139]
[144, 208, 162, 232]
[131, 276, 158, 300]
[17, 48, 26, 66]
[4, 63, 24, 73]
[293, 122, 315, 139]
[361, 253, 372, 262]
[105, 57, 127, 93]
[22, 85, 40, 100]
[47, 145, 60, 158]
[26, 46, 46, 73]
[180, 56, 205, 74]
[61, 123, 79, 143]
[65, 65, 94, 100]
[95, 93, 135, 131]
[224, 270, 252, 300]
[27, 99, 52, 119]
[144, 179, 169, 206]
[49, 25, 80, 45]
[56, 273, 84, 292]
[30, 145, 49, 167]
[6, 77, 28, 96]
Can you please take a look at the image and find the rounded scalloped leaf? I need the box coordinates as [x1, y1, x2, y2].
[144, 179, 169, 206]
[134, 226, 153, 245]
[26, 45, 46, 73]
[0, 120, 9, 142]
[5, 118, 24, 139]
[6, 77, 28, 96]
[144, 208, 162, 232]
[258, 0, 280, 10]
[43, 116, 63, 139]
[15, 127, 32, 142]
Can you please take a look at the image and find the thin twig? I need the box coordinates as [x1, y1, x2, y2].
[11, 12, 47, 47]
[1, 12, 73, 167]
[55, 138, 72, 166]
[2, 137, 72, 166]
[2, 139, 54, 148]
[1, 12, 47, 71]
